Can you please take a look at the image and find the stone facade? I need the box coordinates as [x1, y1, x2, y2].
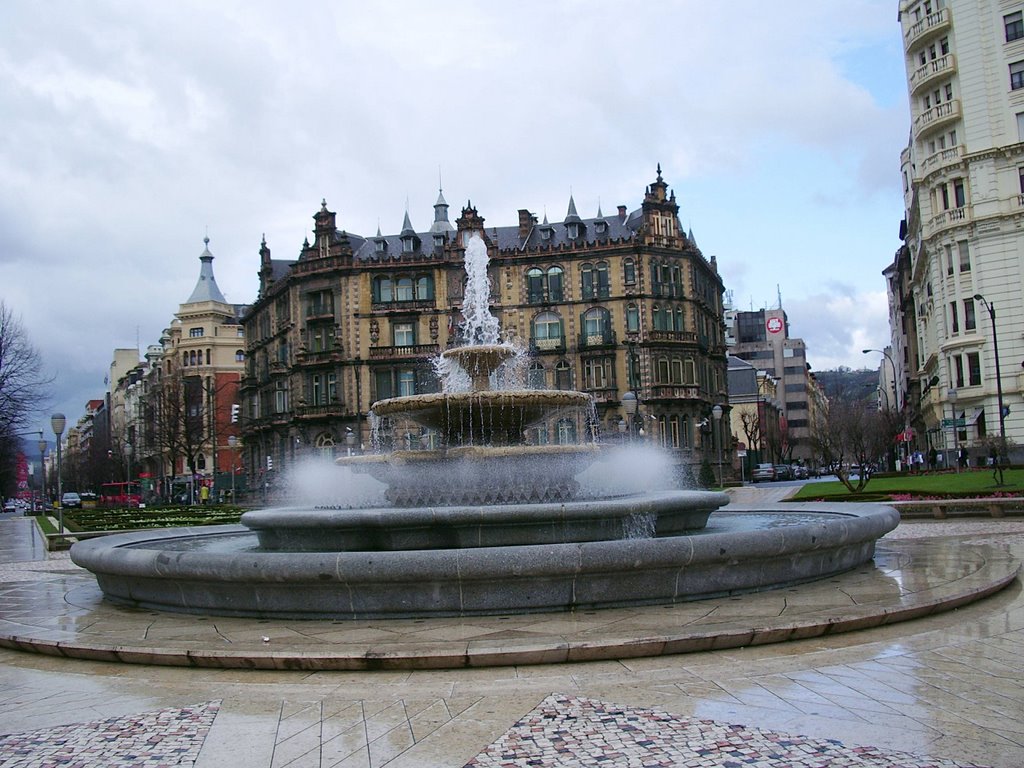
[240, 168, 728, 485]
[893, 0, 1024, 459]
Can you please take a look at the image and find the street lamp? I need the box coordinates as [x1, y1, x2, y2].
[38, 438, 47, 510]
[622, 391, 638, 440]
[227, 435, 238, 503]
[345, 427, 356, 456]
[973, 294, 1006, 447]
[124, 442, 132, 499]
[862, 349, 899, 411]
[712, 404, 724, 486]
[948, 388, 960, 474]
[50, 413, 66, 535]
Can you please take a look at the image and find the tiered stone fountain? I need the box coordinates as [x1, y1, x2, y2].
[71, 234, 898, 620]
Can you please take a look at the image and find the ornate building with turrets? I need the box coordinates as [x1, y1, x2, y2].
[240, 168, 728, 486]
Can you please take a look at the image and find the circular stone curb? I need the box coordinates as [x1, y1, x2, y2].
[0, 536, 1018, 670]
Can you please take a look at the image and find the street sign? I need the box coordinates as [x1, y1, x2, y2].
[941, 418, 966, 428]
[736, 450, 747, 458]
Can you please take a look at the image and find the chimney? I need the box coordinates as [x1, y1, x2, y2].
[517, 209, 535, 239]
[617, 205, 627, 221]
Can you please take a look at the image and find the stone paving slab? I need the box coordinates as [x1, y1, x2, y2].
[0, 534, 1017, 670]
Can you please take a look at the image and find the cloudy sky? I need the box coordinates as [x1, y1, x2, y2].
[1, 1, 909, 436]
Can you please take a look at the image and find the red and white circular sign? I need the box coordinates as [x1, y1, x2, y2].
[766, 317, 783, 334]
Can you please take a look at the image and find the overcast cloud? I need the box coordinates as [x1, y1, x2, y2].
[0, 1, 909, 433]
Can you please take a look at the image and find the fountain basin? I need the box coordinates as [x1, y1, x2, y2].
[242, 490, 727, 551]
[336, 444, 602, 506]
[69, 502, 900, 620]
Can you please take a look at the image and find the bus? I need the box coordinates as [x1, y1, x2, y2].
[100, 481, 142, 508]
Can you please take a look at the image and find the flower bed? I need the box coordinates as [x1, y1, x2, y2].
[63, 505, 244, 532]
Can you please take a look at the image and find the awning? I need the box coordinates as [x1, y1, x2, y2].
[968, 408, 984, 426]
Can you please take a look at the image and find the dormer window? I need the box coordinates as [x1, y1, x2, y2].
[433, 234, 445, 250]
[595, 221, 607, 235]
[540, 227, 552, 241]
[402, 236, 415, 253]
[567, 223, 579, 240]
[375, 238, 387, 253]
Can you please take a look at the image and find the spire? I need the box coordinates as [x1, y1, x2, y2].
[564, 194, 582, 224]
[186, 236, 228, 304]
[400, 209, 416, 237]
[431, 185, 454, 233]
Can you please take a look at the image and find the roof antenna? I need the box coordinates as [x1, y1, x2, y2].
[777, 284, 783, 310]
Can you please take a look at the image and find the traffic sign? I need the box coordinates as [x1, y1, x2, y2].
[941, 418, 965, 428]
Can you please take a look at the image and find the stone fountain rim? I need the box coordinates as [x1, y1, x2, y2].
[371, 388, 593, 416]
[336, 443, 601, 465]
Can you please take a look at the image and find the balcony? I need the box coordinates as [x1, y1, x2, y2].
[577, 329, 617, 349]
[370, 298, 436, 312]
[913, 99, 961, 140]
[928, 205, 972, 234]
[585, 387, 620, 404]
[529, 336, 566, 353]
[296, 347, 344, 365]
[919, 144, 962, 177]
[369, 343, 440, 361]
[647, 385, 700, 401]
[305, 305, 334, 322]
[910, 53, 955, 94]
[647, 330, 697, 343]
[296, 403, 347, 420]
[905, 7, 951, 51]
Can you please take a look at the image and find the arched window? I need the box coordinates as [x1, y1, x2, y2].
[206, 349, 211, 365]
[235, 349, 245, 362]
[580, 263, 594, 298]
[547, 266, 564, 301]
[315, 433, 335, 459]
[594, 262, 609, 298]
[555, 359, 572, 390]
[528, 361, 546, 389]
[657, 356, 670, 383]
[526, 268, 544, 303]
[189, 350, 198, 366]
[182, 352, 189, 367]
[531, 311, 563, 350]
[675, 306, 684, 332]
[623, 257, 636, 285]
[626, 304, 639, 333]
[653, 305, 668, 331]
[197, 453, 207, 471]
[582, 307, 610, 345]
[396, 277, 414, 302]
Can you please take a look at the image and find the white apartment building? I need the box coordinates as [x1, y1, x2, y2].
[893, 0, 1024, 460]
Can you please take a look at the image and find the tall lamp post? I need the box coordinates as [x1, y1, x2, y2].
[622, 391, 638, 440]
[948, 388, 960, 474]
[973, 294, 1006, 446]
[50, 413, 66, 534]
[712, 404, 724, 486]
[38, 438, 47, 511]
[227, 435, 238, 503]
[862, 348, 900, 412]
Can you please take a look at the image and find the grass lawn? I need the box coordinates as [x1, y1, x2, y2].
[790, 468, 1023, 501]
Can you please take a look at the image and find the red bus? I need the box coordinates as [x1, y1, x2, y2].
[100, 481, 142, 508]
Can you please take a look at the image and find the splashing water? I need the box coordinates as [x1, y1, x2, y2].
[460, 234, 501, 345]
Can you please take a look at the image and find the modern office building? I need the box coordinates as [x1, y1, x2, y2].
[239, 168, 729, 484]
[891, 0, 1024, 459]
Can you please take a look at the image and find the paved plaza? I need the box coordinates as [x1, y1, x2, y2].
[0, 488, 1022, 767]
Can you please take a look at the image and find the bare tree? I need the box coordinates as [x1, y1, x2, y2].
[0, 301, 52, 495]
[810, 399, 899, 493]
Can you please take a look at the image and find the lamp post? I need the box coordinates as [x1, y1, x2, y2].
[38, 439, 47, 511]
[622, 391, 638, 440]
[948, 388, 960, 474]
[50, 413, 66, 535]
[712, 404, 724, 487]
[973, 294, 1006, 446]
[227, 435, 238, 503]
[862, 348, 899, 412]
[345, 427, 356, 457]
[124, 442, 132, 501]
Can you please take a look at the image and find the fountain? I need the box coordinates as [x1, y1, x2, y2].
[71, 234, 899, 620]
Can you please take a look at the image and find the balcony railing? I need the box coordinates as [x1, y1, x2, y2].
[368, 343, 440, 360]
[905, 7, 950, 51]
[296, 347, 344, 364]
[370, 298, 436, 311]
[928, 205, 971, 233]
[529, 336, 566, 353]
[578, 330, 616, 349]
[296, 403, 347, 419]
[910, 53, 955, 94]
[647, 385, 700, 400]
[305, 305, 334, 321]
[647, 330, 697, 343]
[919, 144, 962, 177]
[913, 99, 960, 139]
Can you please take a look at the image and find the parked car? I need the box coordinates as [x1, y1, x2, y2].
[774, 464, 794, 481]
[792, 465, 809, 480]
[752, 463, 776, 482]
[60, 492, 82, 509]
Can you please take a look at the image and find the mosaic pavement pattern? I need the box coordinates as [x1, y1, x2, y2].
[464, 694, 991, 768]
[0, 701, 219, 768]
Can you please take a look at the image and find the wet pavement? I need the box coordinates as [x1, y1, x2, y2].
[0, 498, 1022, 767]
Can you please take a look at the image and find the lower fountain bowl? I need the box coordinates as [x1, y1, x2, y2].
[69, 502, 900, 620]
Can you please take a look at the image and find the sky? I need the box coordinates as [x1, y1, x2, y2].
[1, 1, 910, 438]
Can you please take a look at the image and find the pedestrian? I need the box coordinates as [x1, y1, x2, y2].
[912, 450, 924, 474]
[958, 447, 969, 468]
[927, 447, 938, 471]
[199, 484, 210, 505]
[989, 446, 1003, 486]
